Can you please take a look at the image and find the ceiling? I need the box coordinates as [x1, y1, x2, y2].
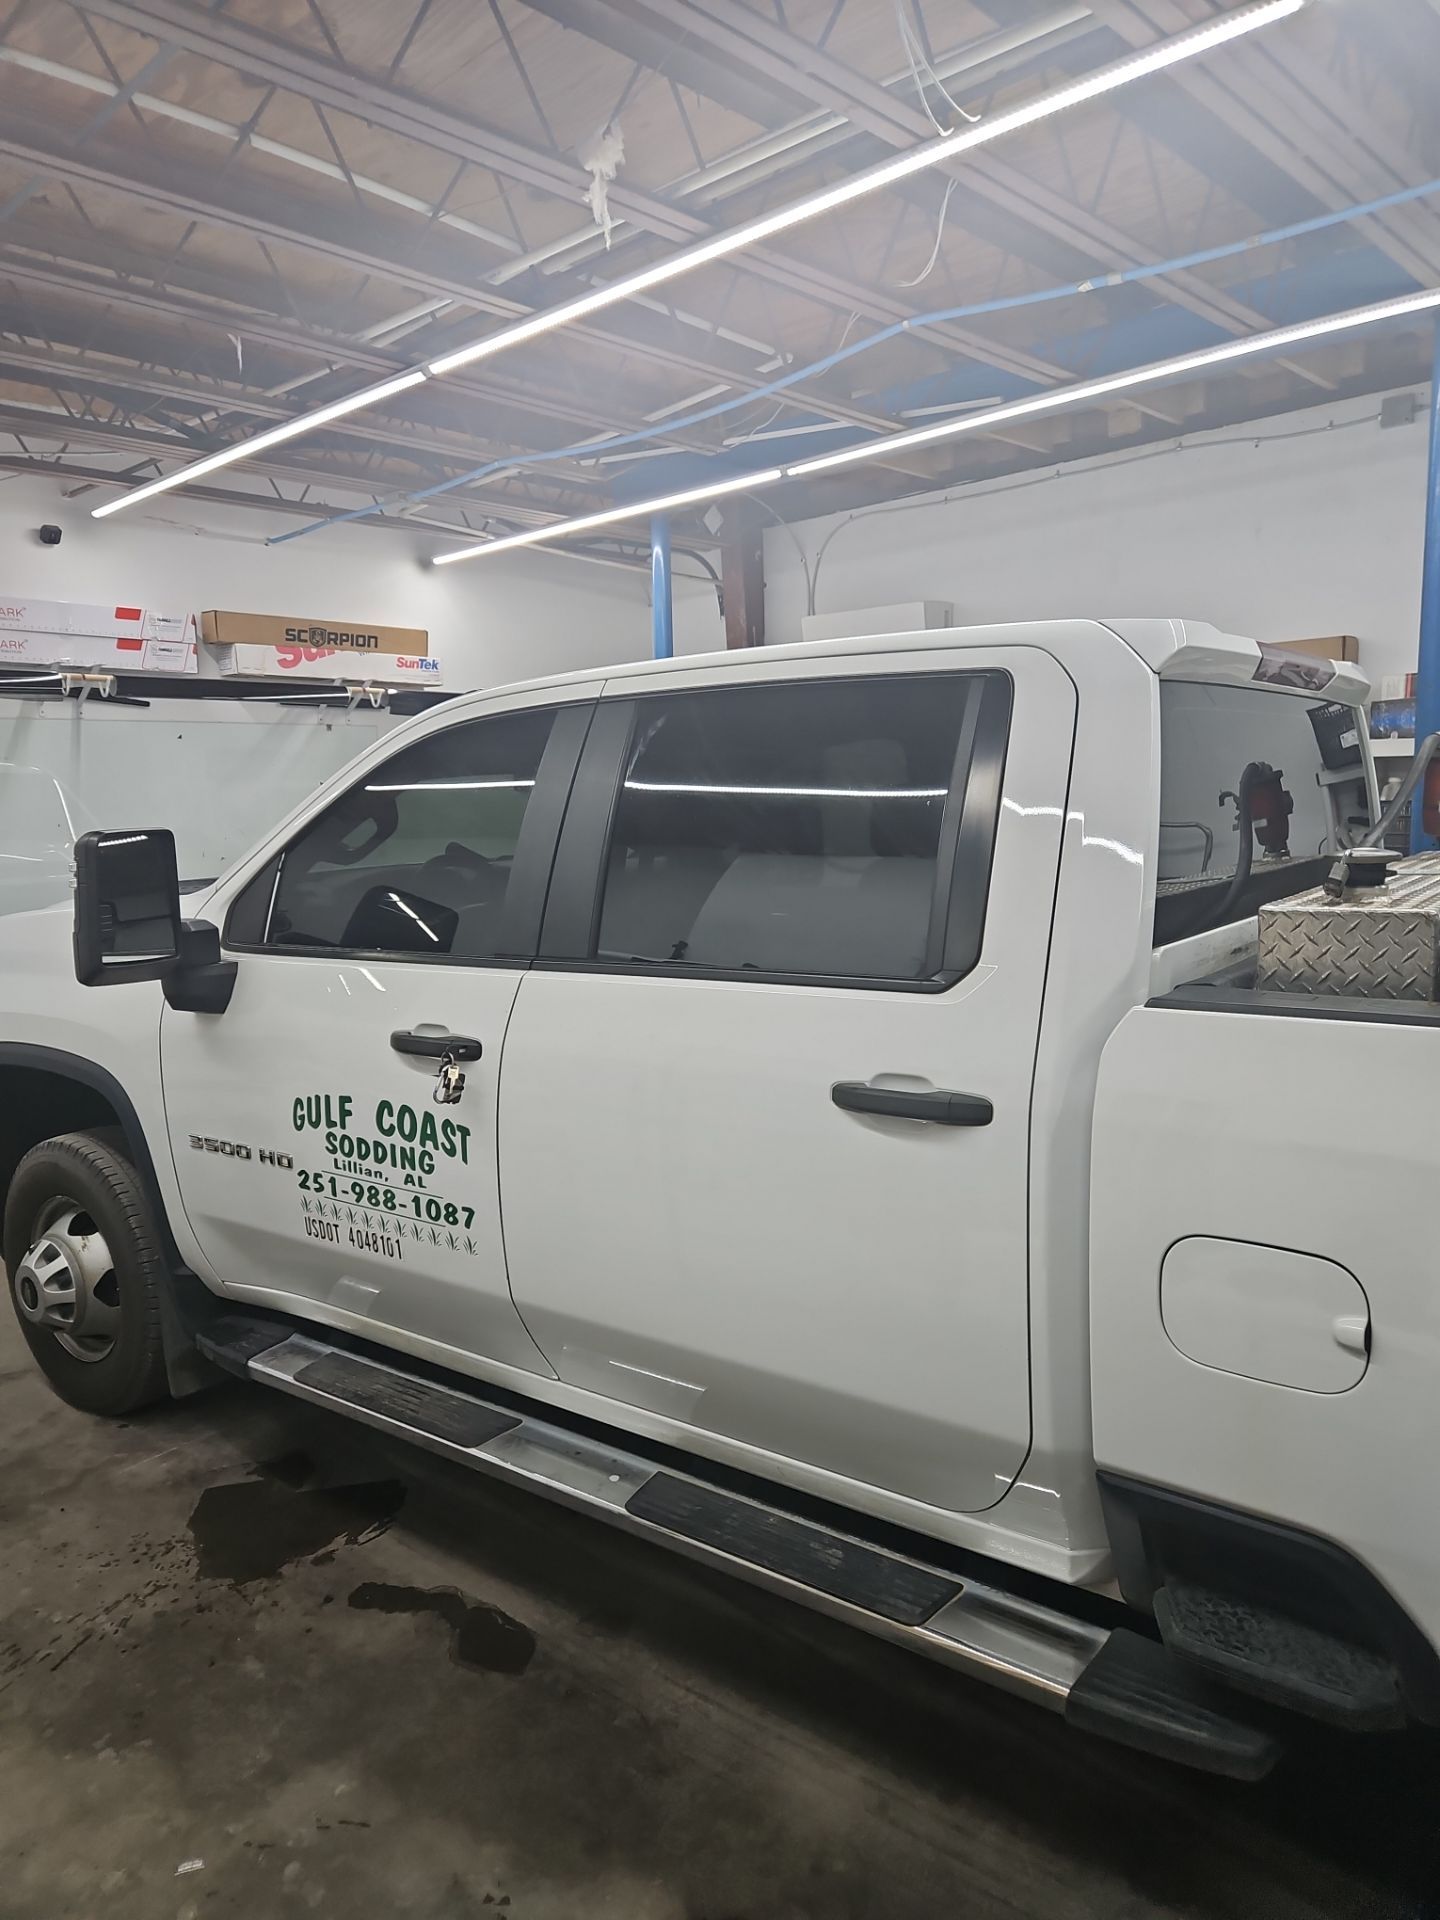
[1, 0, 1438, 567]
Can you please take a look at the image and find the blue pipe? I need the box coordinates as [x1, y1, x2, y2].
[265, 170, 1440, 550]
[651, 515, 673, 660]
[1411, 323, 1440, 852]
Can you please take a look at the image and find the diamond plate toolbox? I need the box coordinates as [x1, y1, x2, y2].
[1257, 853, 1440, 1000]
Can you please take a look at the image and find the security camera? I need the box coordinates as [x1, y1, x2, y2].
[37, 524, 62, 546]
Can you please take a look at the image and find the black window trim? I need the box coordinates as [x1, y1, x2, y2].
[221, 699, 596, 968]
[536, 668, 1013, 995]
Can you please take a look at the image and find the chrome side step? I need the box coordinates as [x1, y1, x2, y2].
[197, 1317, 1278, 1777]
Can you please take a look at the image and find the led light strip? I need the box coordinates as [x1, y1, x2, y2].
[430, 286, 1440, 566]
[427, 0, 1304, 378]
[89, 0, 1303, 522]
[89, 370, 427, 519]
[432, 468, 783, 564]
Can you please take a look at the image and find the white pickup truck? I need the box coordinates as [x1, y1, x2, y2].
[2, 616, 1431, 1780]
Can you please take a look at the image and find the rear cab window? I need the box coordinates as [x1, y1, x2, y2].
[1155, 680, 1365, 944]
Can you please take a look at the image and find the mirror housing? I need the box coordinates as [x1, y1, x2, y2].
[73, 828, 237, 1013]
[73, 828, 183, 985]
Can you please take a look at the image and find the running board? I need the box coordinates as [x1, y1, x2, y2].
[197, 1317, 1278, 1778]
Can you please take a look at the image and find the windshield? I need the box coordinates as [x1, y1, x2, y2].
[0, 761, 88, 850]
[0, 763, 94, 914]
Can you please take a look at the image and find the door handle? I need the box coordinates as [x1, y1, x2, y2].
[390, 1029, 483, 1061]
[832, 1082, 993, 1126]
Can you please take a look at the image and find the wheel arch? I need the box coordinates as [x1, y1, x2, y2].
[0, 1044, 182, 1270]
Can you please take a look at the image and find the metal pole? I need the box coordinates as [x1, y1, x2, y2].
[651, 514, 673, 660]
[1411, 321, 1440, 850]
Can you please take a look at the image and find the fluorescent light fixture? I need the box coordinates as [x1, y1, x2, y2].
[786, 286, 1440, 477]
[431, 287, 1440, 564]
[89, 368, 428, 519]
[89, 0, 1301, 522]
[427, 0, 1304, 379]
[431, 468, 782, 565]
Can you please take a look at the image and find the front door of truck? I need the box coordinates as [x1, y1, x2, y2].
[160, 693, 592, 1375]
[500, 648, 1075, 1514]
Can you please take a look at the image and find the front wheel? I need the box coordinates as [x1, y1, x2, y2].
[4, 1130, 172, 1416]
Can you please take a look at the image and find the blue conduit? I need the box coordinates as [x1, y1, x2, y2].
[266, 171, 1440, 550]
[1411, 322, 1440, 852]
[650, 515, 673, 659]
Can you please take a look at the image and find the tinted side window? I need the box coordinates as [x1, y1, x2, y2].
[596, 675, 983, 982]
[263, 709, 554, 959]
[1158, 682, 1337, 882]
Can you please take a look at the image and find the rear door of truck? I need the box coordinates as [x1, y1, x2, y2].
[498, 643, 1076, 1515]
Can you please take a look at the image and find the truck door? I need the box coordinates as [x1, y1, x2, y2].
[499, 648, 1074, 1514]
[159, 694, 592, 1375]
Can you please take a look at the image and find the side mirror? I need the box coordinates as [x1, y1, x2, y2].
[73, 830, 237, 1013]
[73, 828, 182, 985]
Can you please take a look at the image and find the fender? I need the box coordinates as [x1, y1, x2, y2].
[0, 1041, 181, 1264]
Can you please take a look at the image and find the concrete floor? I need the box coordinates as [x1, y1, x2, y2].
[2, 1308, 1437, 1920]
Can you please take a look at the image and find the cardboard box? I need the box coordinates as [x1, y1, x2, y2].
[0, 622, 197, 676]
[0, 596, 194, 646]
[1275, 635, 1360, 664]
[209, 642, 442, 687]
[0, 597, 197, 675]
[201, 610, 428, 656]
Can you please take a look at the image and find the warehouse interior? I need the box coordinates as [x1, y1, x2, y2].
[5, 1, 1440, 1914]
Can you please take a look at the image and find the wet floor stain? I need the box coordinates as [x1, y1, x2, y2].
[348, 1581, 536, 1675]
[250, 1449, 315, 1489]
[188, 1477, 405, 1585]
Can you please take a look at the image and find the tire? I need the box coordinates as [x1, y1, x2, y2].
[4, 1130, 172, 1416]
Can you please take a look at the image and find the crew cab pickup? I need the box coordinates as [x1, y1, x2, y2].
[2, 617, 1428, 1779]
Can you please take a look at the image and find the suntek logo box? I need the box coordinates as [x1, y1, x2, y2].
[272, 647, 440, 677]
[201, 610, 428, 657]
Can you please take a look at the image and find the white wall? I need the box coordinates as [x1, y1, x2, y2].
[8, 387, 1428, 694]
[0, 477, 724, 688]
[0, 475, 724, 910]
[763, 390, 1431, 685]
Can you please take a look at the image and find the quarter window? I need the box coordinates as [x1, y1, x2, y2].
[596, 675, 988, 982]
[258, 708, 554, 958]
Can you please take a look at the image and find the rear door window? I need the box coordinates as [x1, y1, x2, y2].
[595, 674, 995, 983]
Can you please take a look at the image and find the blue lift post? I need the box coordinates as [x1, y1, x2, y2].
[1411, 323, 1440, 851]
[650, 514, 673, 660]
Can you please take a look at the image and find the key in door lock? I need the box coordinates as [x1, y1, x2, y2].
[433, 1048, 467, 1106]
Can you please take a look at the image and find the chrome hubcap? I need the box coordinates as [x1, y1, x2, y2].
[14, 1201, 121, 1363]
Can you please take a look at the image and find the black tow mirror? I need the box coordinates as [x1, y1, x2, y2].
[73, 828, 183, 985]
[73, 828, 237, 1013]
